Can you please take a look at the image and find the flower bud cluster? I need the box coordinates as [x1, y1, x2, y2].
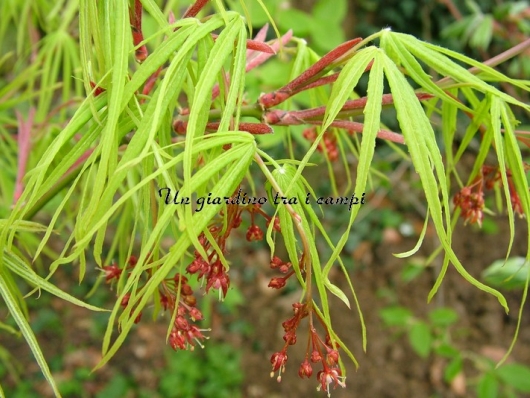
[303, 128, 339, 162]
[454, 164, 527, 226]
[102, 254, 208, 348]
[270, 302, 346, 396]
[268, 256, 294, 289]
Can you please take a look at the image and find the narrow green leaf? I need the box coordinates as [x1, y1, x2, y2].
[380, 36, 508, 311]
[324, 279, 350, 309]
[380, 34, 472, 113]
[0, 274, 61, 397]
[400, 33, 530, 97]
[3, 250, 106, 312]
[394, 209, 430, 258]
[322, 47, 377, 131]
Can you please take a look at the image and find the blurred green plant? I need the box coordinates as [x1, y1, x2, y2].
[482, 256, 530, 290]
[380, 304, 530, 397]
[159, 343, 242, 398]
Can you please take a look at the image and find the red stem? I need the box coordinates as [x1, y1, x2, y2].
[259, 38, 363, 108]
[183, 0, 210, 18]
[129, 0, 148, 62]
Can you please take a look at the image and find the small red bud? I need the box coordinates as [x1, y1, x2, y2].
[184, 295, 197, 307]
[128, 255, 138, 267]
[102, 263, 122, 283]
[283, 330, 297, 345]
[298, 359, 313, 378]
[310, 350, 322, 363]
[270, 351, 288, 372]
[268, 277, 287, 289]
[270, 256, 283, 268]
[134, 311, 143, 324]
[246, 225, 264, 241]
[326, 349, 339, 366]
[121, 293, 130, 307]
[180, 284, 193, 296]
[278, 264, 291, 274]
[232, 215, 243, 228]
[189, 307, 203, 321]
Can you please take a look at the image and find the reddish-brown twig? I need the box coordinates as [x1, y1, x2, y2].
[174, 120, 273, 135]
[182, 0, 210, 19]
[129, 0, 148, 62]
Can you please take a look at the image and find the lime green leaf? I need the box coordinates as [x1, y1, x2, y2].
[0, 274, 61, 397]
[477, 372, 499, 398]
[97, 135, 256, 369]
[3, 250, 106, 312]
[379, 306, 412, 327]
[324, 278, 350, 309]
[444, 356, 463, 382]
[323, 47, 377, 131]
[380, 32, 508, 312]
[408, 321, 432, 358]
[435, 343, 460, 358]
[428, 307, 459, 327]
[496, 363, 530, 392]
[470, 15, 494, 50]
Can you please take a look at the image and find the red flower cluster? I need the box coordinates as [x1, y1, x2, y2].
[101, 187, 285, 352]
[162, 273, 209, 351]
[185, 197, 280, 300]
[270, 302, 346, 396]
[167, 275, 208, 351]
[453, 186, 485, 226]
[102, 255, 208, 346]
[303, 128, 339, 162]
[454, 164, 527, 226]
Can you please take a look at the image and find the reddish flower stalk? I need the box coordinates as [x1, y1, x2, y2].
[129, 0, 148, 62]
[259, 38, 363, 108]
